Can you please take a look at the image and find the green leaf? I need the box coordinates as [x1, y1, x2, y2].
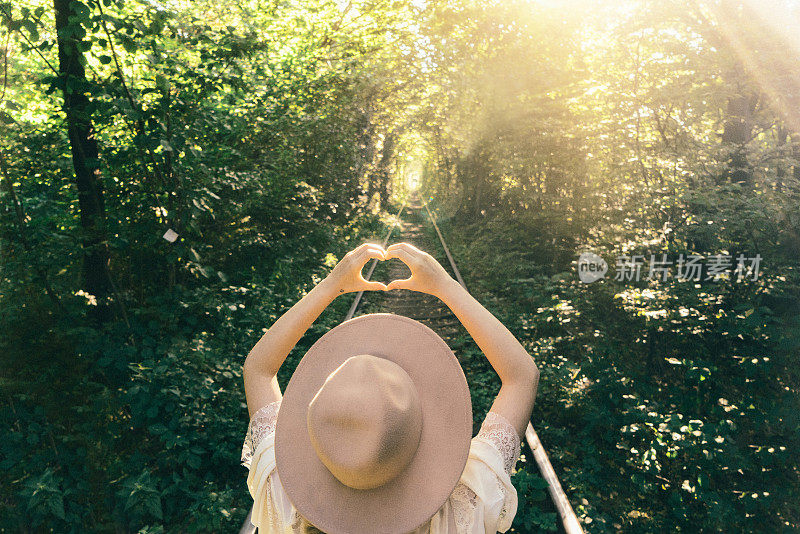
[48, 494, 66, 520]
[122, 38, 136, 53]
[145, 493, 163, 519]
[186, 453, 201, 469]
[22, 19, 38, 41]
[69, 0, 90, 18]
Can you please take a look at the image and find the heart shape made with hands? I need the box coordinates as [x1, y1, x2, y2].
[349, 243, 432, 292]
[337, 242, 450, 295]
[361, 253, 412, 285]
[363, 257, 413, 287]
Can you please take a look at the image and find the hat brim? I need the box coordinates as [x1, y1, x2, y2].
[275, 313, 472, 534]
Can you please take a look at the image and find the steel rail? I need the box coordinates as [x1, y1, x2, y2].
[420, 198, 584, 534]
[421, 200, 467, 290]
[344, 200, 407, 321]
[240, 196, 583, 534]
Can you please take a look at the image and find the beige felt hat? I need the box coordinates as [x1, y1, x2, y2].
[275, 313, 472, 534]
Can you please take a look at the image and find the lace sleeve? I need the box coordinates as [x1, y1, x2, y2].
[476, 411, 522, 475]
[241, 400, 281, 469]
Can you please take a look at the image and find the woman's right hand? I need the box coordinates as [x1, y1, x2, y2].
[384, 242, 455, 298]
[324, 243, 388, 295]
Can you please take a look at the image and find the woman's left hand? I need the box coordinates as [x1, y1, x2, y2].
[324, 243, 388, 295]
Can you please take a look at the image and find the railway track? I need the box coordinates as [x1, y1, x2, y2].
[241, 194, 582, 533]
[353, 197, 465, 339]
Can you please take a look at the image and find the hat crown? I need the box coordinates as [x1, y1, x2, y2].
[306, 354, 423, 490]
[276, 313, 473, 534]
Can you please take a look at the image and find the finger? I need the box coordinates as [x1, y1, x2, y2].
[386, 242, 417, 253]
[363, 242, 385, 252]
[359, 242, 386, 253]
[388, 242, 422, 254]
[356, 247, 386, 266]
[386, 277, 414, 291]
[366, 243, 387, 255]
[389, 243, 426, 264]
[361, 280, 387, 291]
[349, 242, 382, 256]
[384, 247, 417, 266]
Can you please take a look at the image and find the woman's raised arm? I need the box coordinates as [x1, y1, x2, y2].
[243, 243, 387, 417]
[385, 242, 539, 437]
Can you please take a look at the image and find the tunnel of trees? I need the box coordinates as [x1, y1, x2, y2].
[1, 0, 799, 531]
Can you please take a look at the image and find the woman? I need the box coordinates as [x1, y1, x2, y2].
[241, 242, 540, 533]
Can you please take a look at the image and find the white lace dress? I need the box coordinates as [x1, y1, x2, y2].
[241, 401, 522, 534]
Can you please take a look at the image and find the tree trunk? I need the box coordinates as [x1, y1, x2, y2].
[793, 134, 800, 183]
[776, 125, 788, 192]
[376, 131, 396, 210]
[721, 83, 757, 187]
[54, 0, 113, 323]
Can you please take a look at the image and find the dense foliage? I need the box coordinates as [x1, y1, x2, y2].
[1, 0, 408, 530]
[2, 0, 799, 532]
[420, 1, 800, 531]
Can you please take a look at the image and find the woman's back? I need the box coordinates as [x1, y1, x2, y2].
[241, 243, 539, 534]
[241, 401, 522, 534]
